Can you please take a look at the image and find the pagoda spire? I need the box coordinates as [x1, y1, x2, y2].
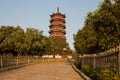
[57, 7, 59, 13]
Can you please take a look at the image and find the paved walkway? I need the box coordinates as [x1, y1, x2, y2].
[0, 62, 83, 80]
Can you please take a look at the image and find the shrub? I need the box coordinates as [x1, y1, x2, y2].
[99, 69, 119, 80]
[81, 65, 119, 80]
[90, 67, 101, 80]
[82, 65, 93, 76]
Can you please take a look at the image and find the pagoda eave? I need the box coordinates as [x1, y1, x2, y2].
[50, 13, 66, 18]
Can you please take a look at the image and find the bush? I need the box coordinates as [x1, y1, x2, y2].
[82, 65, 93, 76]
[99, 69, 119, 80]
[81, 65, 119, 80]
[90, 67, 101, 80]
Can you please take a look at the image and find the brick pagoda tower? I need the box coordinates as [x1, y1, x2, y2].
[49, 8, 66, 38]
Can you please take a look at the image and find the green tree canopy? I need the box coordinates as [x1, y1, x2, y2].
[74, 0, 120, 54]
[49, 37, 69, 56]
[0, 26, 49, 56]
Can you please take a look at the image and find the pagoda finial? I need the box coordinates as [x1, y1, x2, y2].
[57, 7, 59, 13]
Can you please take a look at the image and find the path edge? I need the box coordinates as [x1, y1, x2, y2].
[72, 63, 92, 80]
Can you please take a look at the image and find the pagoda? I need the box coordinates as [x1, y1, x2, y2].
[49, 8, 66, 38]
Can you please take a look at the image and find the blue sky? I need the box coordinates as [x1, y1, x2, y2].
[0, 0, 102, 50]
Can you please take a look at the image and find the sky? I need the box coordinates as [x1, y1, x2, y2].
[0, 0, 102, 50]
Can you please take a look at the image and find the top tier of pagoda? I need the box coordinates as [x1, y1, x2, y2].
[49, 8, 66, 38]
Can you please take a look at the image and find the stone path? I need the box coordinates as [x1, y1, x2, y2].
[0, 62, 83, 80]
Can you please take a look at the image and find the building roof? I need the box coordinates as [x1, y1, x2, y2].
[50, 7, 66, 18]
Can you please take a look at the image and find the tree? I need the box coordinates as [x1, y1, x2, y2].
[74, 0, 120, 54]
[43, 38, 55, 55]
[0, 26, 24, 56]
[113, 0, 120, 3]
[0, 26, 19, 44]
[93, 0, 120, 51]
[0, 26, 49, 56]
[74, 12, 98, 54]
[24, 28, 47, 56]
[49, 37, 68, 57]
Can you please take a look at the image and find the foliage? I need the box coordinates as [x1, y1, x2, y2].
[77, 64, 119, 80]
[0, 25, 71, 57]
[99, 69, 119, 80]
[24, 28, 46, 56]
[74, 0, 120, 54]
[49, 37, 68, 56]
[0, 26, 49, 56]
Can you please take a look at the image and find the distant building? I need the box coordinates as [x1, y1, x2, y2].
[48, 8, 71, 56]
[49, 7, 66, 38]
